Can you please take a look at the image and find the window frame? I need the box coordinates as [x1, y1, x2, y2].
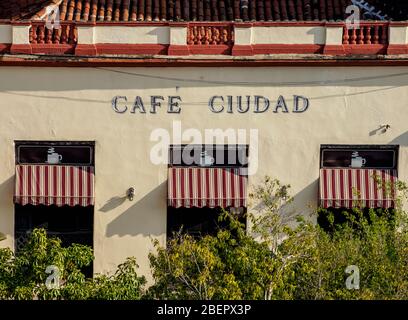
[320, 144, 399, 170]
[15, 140, 95, 166]
[168, 144, 249, 168]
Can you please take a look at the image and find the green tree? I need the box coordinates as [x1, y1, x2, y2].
[148, 177, 294, 300]
[149, 176, 408, 300]
[2, 176, 408, 300]
[0, 228, 146, 300]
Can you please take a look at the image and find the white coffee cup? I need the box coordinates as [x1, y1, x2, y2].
[351, 156, 366, 168]
[199, 152, 215, 166]
[47, 153, 62, 164]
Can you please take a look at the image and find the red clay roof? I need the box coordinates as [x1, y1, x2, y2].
[1, 1, 407, 22]
[56, 0, 354, 22]
[2, 0, 354, 22]
[0, 0, 51, 20]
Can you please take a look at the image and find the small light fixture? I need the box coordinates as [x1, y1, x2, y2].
[381, 124, 391, 133]
[127, 187, 135, 201]
[0, 232, 6, 241]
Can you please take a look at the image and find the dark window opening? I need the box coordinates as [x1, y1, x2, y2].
[317, 207, 396, 233]
[169, 144, 249, 168]
[15, 204, 94, 277]
[167, 144, 248, 240]
[319, 144, 398, 231]
[15, 141, 95, 166]
[320, 145, 398, 169]
[167, 206, 246, 240]
[14, 141, 95, 277]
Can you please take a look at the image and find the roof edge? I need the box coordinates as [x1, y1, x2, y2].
[2, 53, 408, 67]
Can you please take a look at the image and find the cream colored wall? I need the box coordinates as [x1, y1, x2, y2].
[325, 26, 343, 45]
[252, 26, 326, 44]
[94, 26, 170, 44]
[12, 25, 29, 45]
[0, 66, 407, 280]
[79, 25, 327, 47]
[234, 26, 253, 45]
[389, 26, 408, 45]
[77, 26, 95, 44]
[170, 26, 187, 45]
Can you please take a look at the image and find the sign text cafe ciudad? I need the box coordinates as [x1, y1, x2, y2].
[112, 95, 310, 114]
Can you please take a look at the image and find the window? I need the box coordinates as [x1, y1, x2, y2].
[16, 141, 94, 165]
[169, 144, 248, 168]
[167, 145, 248, 239]
[14, 141, 95, 276]
[320, 145, 398, 169]
[318, 145, 398, 232]
[167, 207, 246, 239]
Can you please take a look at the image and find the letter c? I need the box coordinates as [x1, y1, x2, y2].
[112, 96, 128, 113]
[209, 96, 224, 113]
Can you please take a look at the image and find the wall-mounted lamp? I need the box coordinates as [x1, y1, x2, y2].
[381, 124, 391, 133]
[0, 232, 6, 241]
[127, 187, 135, 201]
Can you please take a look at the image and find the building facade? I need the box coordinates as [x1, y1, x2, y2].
[1, 1, 408, 280]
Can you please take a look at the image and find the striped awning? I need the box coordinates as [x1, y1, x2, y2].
[14, 165, 95, 207]
[319, 168, 397, 209]
[168, 167, 247, 208]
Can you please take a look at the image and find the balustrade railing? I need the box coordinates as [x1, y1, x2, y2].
[342, 22, 389, 45]
[30, 21, 77, 45]
[187, 23, 234, 46]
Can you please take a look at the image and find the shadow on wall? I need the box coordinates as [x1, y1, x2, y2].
[0, 176, 15, 206]
[289, 179, 319, 224]
[2, 67, 407, 112]
[306, 27, 325, 45]
[105, 182, 167, 238]
[0, 176, 15, 244]
[146, 27, 169, 43]
[249, 178, 319, 226]
[390, 131, 408, 146]
[100, 196, 127, 212]
[2, 67, 408, 93]
[104, 177, 319, 238]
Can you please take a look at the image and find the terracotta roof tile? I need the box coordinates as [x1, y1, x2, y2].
[1, 0, 407, 22]
[0, 0, 51, 20]
[73, 0, 355, 22]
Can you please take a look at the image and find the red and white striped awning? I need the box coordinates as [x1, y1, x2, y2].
[168, 167, 247, 208]
[319, 168, 397, 209]
[14, 165, 95, 207]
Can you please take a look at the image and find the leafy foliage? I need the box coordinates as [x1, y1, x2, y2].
[148, 176, 408, 300]
[148, 213, 275, 300]
[0, 229, 146, 300]
[2, 176, 408, 300]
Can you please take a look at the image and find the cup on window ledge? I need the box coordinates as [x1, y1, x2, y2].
[199, 151, 215, 167]
[47, 152, 62, 164]
[351, 156, 366, 168]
